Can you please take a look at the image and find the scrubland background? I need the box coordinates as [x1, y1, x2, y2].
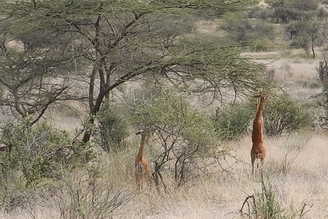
[1, 0, 328, 219]
[5, 35, 327, 219]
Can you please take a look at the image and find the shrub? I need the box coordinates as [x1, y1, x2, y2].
[317, 57, 328, 82]
[0, 119, 99, 214]
[288, 0, 319, 12]
[0, 120, 75, 187]
[248, 6, 271, 20]
[96, 106, 128, 152]
[128, 88, 222, 187]
[317, 57, 328, 128]
[45, 167, 134, 219]
[214, 103, 253, 140]
[0, 118, 97, 189]
[255, 179, 299, 219]
[263, 95, 313, 136]
[241, 177, 308, 219]
[319, 81, 328, 128]
[268, 0, 318, 23]
[249, 38, 273, 52]
[255, 184, 284, 218]
[221, 13, 276, 49]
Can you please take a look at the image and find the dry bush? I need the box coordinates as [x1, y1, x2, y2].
[43, 168, 135, 219]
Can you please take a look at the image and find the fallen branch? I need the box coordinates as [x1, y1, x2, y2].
[300, 203, 313, 218]
[239, 195, 258, 219]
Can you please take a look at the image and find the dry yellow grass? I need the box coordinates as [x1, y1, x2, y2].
[116, 133, 328, 219]
[3, 132, 327, 219]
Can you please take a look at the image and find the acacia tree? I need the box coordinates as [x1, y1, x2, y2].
[267, 0, 319, 23]
[128, 88, 221, 187]
[0, 1, 86, 125]
[287, 20, 323, 58]
[0, 50, 81, 125]
[0, 0, 269, 143]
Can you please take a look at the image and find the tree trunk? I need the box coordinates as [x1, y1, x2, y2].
[82, 86, 108, 143]
[312, 42, 315, 58]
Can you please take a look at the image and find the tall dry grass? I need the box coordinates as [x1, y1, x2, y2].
[113, 133, 328, 219]
[2, 132, 327, 219]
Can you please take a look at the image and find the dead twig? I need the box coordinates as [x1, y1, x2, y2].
[153, 161, 167, 194]
[239, 195, 258, 219]
[299, 203, 313, 218]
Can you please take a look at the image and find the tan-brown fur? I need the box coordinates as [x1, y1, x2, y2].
[135, 129, 152, 189]
[251, 94, 270, 175]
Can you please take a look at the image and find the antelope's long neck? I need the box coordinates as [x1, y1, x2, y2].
[137, 133, 147, 159]
[252, 97, 265, 144]
[255, 97, 265, 121]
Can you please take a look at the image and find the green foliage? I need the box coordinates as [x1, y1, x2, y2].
[131, 88, 216, 147]
[316, 5, 328, 20]
[0, 121, 63, 210]
[318, 58, 328, 82]
[214, 103, 253, 140]
[96, 106, 128, 152]
[0, 41, 81, 125]
[317, 57, 328, 128]
[241, 178, 300, 218]
[287, 0, 319, 12]
[249, 38, 274, 52]
[254, 181, 297, 219]
[0, 0, 270, 144]
[287, 20, 323, 57]
[256, 185, 283, 218]
[221, 13, 276, 49]
[220, 13, 249, 44]
[266, 0, 318, 23]
[319, 82, 328, 128]
[291, 32, 311, 54]
[248, 5, 271, 20]
[129, 87, 220, 186]
[0, 119, 91, 189]
[264, 95, 313, 136]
